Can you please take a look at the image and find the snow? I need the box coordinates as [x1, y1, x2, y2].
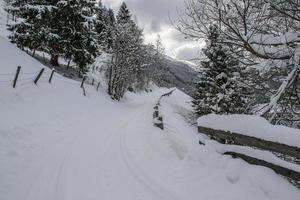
[198, 114, 300, 147]
[1, 1, 300, 199]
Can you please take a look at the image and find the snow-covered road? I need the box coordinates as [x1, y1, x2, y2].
[23, 102, 158, 200]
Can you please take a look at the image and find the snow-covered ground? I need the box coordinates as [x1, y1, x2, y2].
[0, 2, 300, 199]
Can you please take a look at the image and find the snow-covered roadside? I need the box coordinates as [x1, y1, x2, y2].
[140, 90, 300, 199]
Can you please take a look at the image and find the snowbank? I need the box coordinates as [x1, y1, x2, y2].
[198, 114, 300, 147]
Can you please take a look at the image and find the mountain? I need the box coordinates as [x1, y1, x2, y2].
[153, 56, 199, 97]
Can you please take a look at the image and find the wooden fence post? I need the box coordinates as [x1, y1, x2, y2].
[49, 68, 55, 83]
[97, 82, 101, 91]
[82, 86, 86, 96]
[34, 68, 45, 85]
[81, 76, 86, 88]
[13, 66, 21, 88]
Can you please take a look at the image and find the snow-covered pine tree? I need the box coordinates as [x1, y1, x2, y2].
[55, 0, 97, 75]
[116, 2, 131, 23]
[106, 9, 116, 51]
[8, 0, 50, 56]
[193, 25, 247, 116]
[108, 2, 145, 100]
[152, 34, 166, 80]
[94, 1, 116, 52]
[95, 0, 109, 51]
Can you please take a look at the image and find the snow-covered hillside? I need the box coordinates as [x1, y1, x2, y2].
[0, 34, 300, 200]
[154, 56, 198, 97]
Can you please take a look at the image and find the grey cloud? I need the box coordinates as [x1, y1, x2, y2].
[102, 0, 200, 62]
[175, 45, 201, 61]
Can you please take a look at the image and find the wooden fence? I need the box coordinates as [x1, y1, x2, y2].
[152, 89, 176, 130]
[198, 126, 300, 185]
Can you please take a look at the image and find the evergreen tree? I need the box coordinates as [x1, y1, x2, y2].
[94, 1, 116, 52]
[95, 0, 108, 50]
[152, 34, 166, 79]
[9, 0, 50, 56]
[193, 25, 247, 115]
[116, 2, 131, 23]
[45, 0, 62, 66]
[106, 9, 116, 51]
[108, 2, 144, 100]
[55, 0, 97, 75]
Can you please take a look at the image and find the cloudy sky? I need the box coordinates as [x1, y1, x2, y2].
[102, 0, 202, 62]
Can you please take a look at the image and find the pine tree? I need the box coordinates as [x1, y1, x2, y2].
[94, 1, 116, 52]
[95, 1, 107, 49]
[193, 25, 247, 115]
[55, 0, 97, 75]
[153, 34, 166, 78]
[9, 0, 50, 56]
[107, 2, 145, 100]
[116, 2, 131, 23]
[106, 9, 116, 51]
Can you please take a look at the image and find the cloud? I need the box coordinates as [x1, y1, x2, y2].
[102, 0, 201, 62]
[174, 43, 201, 61]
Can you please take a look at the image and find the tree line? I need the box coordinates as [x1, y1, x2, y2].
[6, 0, 165, 100]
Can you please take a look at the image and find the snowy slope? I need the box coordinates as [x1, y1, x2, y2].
[153, 56, 198, 97]
[0, 4, 300, 200]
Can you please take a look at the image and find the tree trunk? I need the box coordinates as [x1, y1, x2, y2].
[108, 56, 114, 96]
[50, 54, 59, 66]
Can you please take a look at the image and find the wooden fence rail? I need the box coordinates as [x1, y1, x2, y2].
[198, 126, 300, 159]
[224, 151, 300, 182]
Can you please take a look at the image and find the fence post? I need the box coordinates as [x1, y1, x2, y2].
[34, 68, 45, 85]
[49, 68, 55, 83]
[92, 79, 94, 86]
[82, 86, 86, 96]
[81, 76, 86, 88]
[13, 66, 21, 88]
[97, 82, 101, 91]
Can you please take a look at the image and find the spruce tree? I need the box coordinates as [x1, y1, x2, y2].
[193, 25, 246, 115]
[9, 0, 50, 55]
[108, 2, 144, 100]
[95, 0, 108, 50]
[106, 9, 116, 51]
[55, 0, 97, 75]
[116, 2, 131, 23]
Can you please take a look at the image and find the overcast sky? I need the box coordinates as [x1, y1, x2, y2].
[102, 0, 202, 62]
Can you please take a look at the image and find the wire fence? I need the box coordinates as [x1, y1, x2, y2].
[0, 66, 101, 96]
